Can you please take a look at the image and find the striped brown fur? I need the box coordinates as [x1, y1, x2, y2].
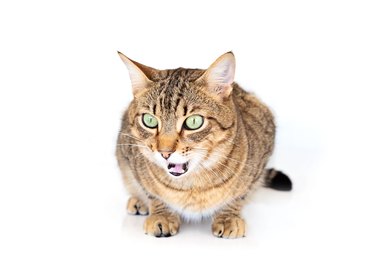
[116, 52, 289, 238]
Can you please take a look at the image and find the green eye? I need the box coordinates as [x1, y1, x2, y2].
[184, 115, 204, 130]
[142, 113, 158, 128]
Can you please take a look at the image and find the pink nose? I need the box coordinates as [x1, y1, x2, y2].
[160, 152, 172, 159]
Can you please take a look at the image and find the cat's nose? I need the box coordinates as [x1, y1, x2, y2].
[160, 152, 172, 160]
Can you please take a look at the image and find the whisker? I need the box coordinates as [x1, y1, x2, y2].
[120, 133, 142, 142]
[194, 150, 257, 187]
[214, 160, 238, 176]
[208, 152, 244, 164]
[198, 162, 234, 193]
[199, 162, 225, 184]
[117, 144, 148, 148]
[193, 147, 208, 151]
[196, 163, 208, 185]
[195, 150, 238, 175]
[200, 164, 215, 183]
[194, 150, 235, 178]
[209, 163, 227, 178]
[193, 146, 245, 165]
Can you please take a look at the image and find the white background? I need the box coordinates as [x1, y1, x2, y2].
[1, 0, 374, 266]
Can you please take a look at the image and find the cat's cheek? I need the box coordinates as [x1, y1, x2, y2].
[187, 160, 200, 174]
[186, 153, 206, 174]
[139, 149, 160, 167]
[200, 152, 222, 169]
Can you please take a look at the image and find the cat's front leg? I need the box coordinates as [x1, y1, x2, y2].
[144, 199, 181, 238]
[212, 200, 246, 239]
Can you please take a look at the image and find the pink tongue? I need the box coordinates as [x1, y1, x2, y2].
[170, 164, 185, 173]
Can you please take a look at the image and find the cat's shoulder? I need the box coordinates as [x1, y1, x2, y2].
[232, 83, 261, 107]
[232, 83, 274, 122]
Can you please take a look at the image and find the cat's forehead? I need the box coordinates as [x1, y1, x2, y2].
[139, 68, 207, 113]
[152, 68, 204, 82]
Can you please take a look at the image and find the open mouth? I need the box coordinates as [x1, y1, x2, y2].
[167, 162, 189, 176]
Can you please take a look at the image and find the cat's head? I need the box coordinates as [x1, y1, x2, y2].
[119, 52, 237, 178]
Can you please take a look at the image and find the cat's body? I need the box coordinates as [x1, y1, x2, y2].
[116, 52, 291, 238]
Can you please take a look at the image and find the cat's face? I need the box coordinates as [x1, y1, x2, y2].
[119, 52, 236, 178]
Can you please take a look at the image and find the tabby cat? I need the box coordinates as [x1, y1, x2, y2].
[116, 51, 292, 238]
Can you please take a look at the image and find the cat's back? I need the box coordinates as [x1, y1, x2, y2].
[232, 83, 275, 153]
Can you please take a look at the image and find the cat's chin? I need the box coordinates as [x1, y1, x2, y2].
[167, 161, 189, 177]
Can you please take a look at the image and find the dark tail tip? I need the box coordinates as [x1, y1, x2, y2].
[264, 169, 293, 191]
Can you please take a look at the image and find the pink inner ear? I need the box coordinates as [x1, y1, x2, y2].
[210, 65, 234, 85]
[204, 53, 236, 99]
[206, 53, 236, 85]
[211, 84, 232, 98]
[118, 52, 156, 96]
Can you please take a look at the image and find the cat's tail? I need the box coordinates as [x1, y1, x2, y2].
[263, 168, 292, 191]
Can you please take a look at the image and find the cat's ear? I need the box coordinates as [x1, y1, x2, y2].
[201, 52, 236, 99]
[117, 51, 156, 96]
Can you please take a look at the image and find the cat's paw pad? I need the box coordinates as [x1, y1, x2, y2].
[127, 197, 149, 215]
[212, 216, 246, 239]
[144, 214, 180, 237]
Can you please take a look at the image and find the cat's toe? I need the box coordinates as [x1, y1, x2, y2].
[127, 197, 149, 215]
[212, 216, 246, 239]
[212, 221, 225, 237]
[144, 214, 180, 237]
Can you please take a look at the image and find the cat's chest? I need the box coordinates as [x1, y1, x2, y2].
[158, 186, 231, 218]
[140, 166, 240, 216]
